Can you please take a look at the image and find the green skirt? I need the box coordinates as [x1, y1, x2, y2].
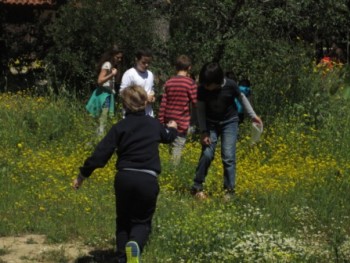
[85, 87, 115, 117]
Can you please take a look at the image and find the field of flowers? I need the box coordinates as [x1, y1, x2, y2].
[1, 90, 350, 262]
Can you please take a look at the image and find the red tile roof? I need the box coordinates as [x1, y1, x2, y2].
[0, 0, 56, 5]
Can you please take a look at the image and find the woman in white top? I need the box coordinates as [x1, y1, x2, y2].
[86, 48, 123, 136]
[120, 49, 155, 117]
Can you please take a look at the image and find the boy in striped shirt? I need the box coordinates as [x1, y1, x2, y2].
[158, 55, 198, 165]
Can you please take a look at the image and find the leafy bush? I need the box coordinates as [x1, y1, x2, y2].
[45, 0, 158, 95]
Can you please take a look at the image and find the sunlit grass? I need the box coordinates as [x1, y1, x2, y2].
[1, 91, 350, 262]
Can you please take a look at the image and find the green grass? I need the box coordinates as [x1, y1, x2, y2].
[1, 90, 350, 262]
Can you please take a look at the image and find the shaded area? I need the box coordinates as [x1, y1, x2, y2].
[0, 0, 55, 5]
[75, 248, 116, 263]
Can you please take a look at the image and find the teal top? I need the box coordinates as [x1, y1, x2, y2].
[86, 87, 115, 117]
[235, 85, 251, 113]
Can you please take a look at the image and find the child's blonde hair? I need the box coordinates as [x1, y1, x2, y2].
[120, 85, 147, 112]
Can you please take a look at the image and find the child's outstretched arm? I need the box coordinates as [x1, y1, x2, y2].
[240, 93, 263, 125]
[72, 126, 119, 190]
[167, 120, 177, 130]
[159, 120, 178, 143]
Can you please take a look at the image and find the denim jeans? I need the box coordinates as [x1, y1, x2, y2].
[192, 119, 238, 192]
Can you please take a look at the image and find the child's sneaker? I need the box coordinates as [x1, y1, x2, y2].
[223, 189, 235, 202]
[126, 241, 140, 263]
[195, 191, 208, 200]
[96, 126, 105, 136]
[190, 186, 207, 200]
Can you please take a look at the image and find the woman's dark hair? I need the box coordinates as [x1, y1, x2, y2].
[199, 62, 224, 86]
[97, 47, 123, 74]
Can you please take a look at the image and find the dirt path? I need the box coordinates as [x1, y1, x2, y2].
[0, 234, 114, 263]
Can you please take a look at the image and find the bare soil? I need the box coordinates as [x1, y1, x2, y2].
[0, 235, 115, 263]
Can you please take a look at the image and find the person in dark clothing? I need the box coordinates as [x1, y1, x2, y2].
[191, 62, 262, 200]
[73, 85, 177, 263]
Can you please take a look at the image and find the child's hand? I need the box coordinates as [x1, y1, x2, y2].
[252, 116, 263, 126]
[111, 68, 118, 76]
[201, 133, 211, 146]
[72, 174, 85, 190]
[147, 91, 155, 103]
[147, 95, 155, 103]
[167, 120, 177, 129]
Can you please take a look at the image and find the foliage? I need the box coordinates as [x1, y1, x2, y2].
[166, 0, 350, 63]
[243, 0, 350, 42]
[1, 89, 350, 261]
[165, 0, 350, 118]
[2, 0, 349, 120]
[45, 0, 158, 95]
[167, 0, 245, 69]
[0, 7, 6, 76]
[1, 2, 350, 261]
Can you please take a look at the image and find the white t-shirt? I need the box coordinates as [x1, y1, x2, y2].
[101, 61, 114, 88]
[120, 67, 155, 116]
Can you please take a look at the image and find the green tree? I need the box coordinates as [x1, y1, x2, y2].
[45, 0, 157, 94]
[165, 0, 350, 117]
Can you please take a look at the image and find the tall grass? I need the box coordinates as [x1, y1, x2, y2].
[1, 78, 350, 262]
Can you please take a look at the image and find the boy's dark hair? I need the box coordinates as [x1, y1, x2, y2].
[239, 79, 251, 87]
[135, 49, 153, 60]
[199, 62, 224, 86]
[225, 71, 237, 82]
[175, 55, 192, 71]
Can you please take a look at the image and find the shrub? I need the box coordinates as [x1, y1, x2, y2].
[45, 0, 157, 95]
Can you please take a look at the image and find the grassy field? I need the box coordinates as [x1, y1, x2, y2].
[1, 90, 350, 262]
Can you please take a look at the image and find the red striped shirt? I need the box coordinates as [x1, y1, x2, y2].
[158, 75, 197, 134]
